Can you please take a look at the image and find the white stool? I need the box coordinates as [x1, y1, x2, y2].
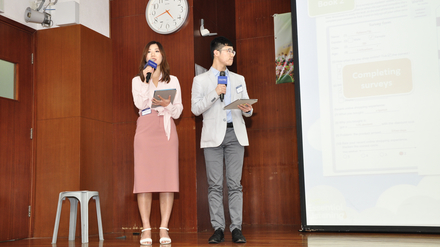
[52, 191, 104, 243]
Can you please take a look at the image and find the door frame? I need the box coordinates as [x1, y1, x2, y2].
[0, 15, 36, 241]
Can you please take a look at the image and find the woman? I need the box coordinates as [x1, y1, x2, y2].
[132, 41, 183, 245]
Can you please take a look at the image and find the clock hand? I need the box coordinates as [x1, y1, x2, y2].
[165, 9, 174, 18]
[155, 10, 169, 19]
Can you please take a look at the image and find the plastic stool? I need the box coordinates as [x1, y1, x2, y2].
[52, 191, 104, 243]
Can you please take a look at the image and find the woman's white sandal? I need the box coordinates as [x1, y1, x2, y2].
[140, 228, 152, 246]
[159, 227, 171, 245]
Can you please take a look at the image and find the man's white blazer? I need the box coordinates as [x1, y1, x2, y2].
[191, 70, 253, 148]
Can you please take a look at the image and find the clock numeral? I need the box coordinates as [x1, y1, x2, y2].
[166, 24, 170, 30]
[153, 3, 159, 9]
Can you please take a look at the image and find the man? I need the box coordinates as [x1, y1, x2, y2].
[191, 36, 253, 244]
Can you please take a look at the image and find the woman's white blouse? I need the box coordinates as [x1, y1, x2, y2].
[132, 74, 183, 140]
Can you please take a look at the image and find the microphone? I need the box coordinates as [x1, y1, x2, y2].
[144, 60, 157, 82]
[218, 71, 227, 102]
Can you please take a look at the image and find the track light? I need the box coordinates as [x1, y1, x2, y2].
[24, 7, 52, 27]
[24, 1, 58, 27]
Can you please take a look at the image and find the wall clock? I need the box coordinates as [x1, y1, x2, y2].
[145, 0, 189, 34]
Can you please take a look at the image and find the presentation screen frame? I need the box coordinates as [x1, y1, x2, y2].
[291, 0, 440, 234]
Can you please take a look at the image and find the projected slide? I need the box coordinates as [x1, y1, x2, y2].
[318, 0, 440, 176]
[297, 0, 440, 227]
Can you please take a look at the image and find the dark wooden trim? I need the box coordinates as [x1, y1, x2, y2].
[0, 15, 36, 33]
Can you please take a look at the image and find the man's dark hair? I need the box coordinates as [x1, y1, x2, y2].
[210, 36, 234, 60]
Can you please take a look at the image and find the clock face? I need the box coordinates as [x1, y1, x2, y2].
[145, 0, 189, 34]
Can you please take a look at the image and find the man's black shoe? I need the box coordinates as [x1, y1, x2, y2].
[208, 228, 224, 244]
[232, 228, 247, 243]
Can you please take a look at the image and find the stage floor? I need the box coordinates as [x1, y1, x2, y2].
[2, 225, 439, 246]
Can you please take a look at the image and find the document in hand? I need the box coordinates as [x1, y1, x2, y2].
[223, 99, 258, 110]
[152, 88, 176, 108]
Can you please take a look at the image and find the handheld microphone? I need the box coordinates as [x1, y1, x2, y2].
[218, 71, 227, 102]
[144, 60, 157, 82]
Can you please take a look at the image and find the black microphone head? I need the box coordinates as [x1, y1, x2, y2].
[220, 71, 225, 76]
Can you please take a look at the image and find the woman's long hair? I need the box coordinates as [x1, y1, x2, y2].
[137, 41, 171, 83]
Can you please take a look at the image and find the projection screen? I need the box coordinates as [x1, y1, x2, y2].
[293, 0, 440, 232]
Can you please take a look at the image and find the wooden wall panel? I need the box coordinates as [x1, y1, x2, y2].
[172, 117, 198, 230]
[193, 0, 236, 72]
[110, 0, 198, 232]
[235, 0, 301, 226]
[192, 0, 216, 233]
[112, 122, 142, 231]
[35, 26, 81, 120]
[237, 37, 296, 129]
[34, 118, 81, 237]
[235, 0, 290, 40]
[79, 26, 114, 234]
[80, 118, 113, 233]
[34, 25, 113, 237]
[0, 16, 34, 241]
[216, 0, 236, 74]
[193, 0, 215, 71]
[110, 0, 147, 19]
[34, 26, 81, 237]
[111, 14, 149, 124]
[81, 27, 113, 123]
[243, 128, 299, 224]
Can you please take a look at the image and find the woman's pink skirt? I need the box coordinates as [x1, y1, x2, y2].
[133, 111, 179, 193]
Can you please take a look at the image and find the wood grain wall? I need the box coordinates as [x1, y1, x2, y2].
[33, 25, 113, 237]
[235, 0, 300, 225]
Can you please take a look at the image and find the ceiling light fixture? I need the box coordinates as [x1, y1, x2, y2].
[24, 0, 58, 27]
